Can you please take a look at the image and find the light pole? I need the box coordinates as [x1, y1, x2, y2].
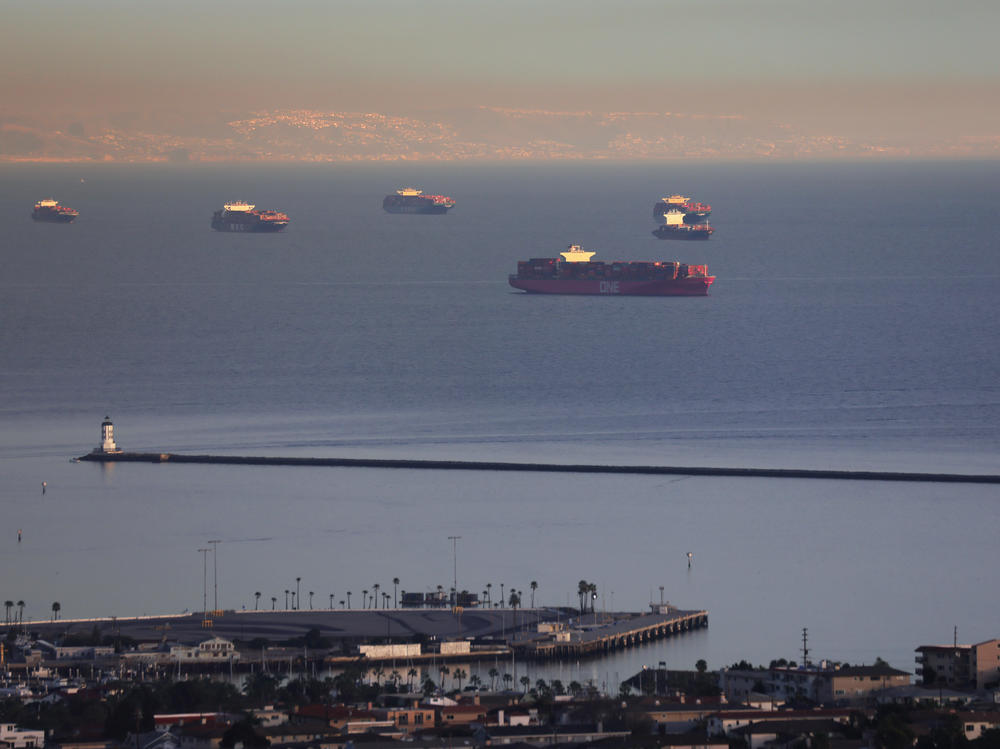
[448, 536, 461, 605]
[197, 548, 210, 615]
[208, 539, 221, 612]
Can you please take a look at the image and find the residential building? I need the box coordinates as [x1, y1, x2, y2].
[915, 639, 1000, 690]
[0, 724, 45, 749]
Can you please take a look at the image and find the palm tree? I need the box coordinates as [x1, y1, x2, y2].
[373, 583, 380, 609]
[271, 596, 277, 610]
[392, 577, 400, 608]
[438, 664, 450, 689]
[520, 675, 530, 694]
[453, 667, 467, 691]
[346, 591, 352, 608]
[568, 680, 583, 697]
[500, 583, 505, 606]
[589, 582, 598, 613]
[486, 582, 492, 607]
[530, 581, 538, 608]
[51, 601, 60, 620]
[296, 577, 302, 609]
[577, 580, 589, 615]
[407, 667, 418, 691]
[502, 672, 513, 691]
[308, 591, 314, 609]
[469, 674, 482, 691]
[362, 589, 368, 609]
[508, 590, 520, 609]
[254, 591, 261, 610]
[329, 593, 334, 609]
[16, 601, 24, 624]
[488, 667, 499, 691]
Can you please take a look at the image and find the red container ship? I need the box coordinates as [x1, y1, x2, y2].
[653, 194, 711, 224]
[211, 202, 289, 232]
[382, 188, 456, 214]
[509, 245, 714, 296]
[32, 199, 79, 223]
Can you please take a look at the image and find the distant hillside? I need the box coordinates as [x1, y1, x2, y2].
[3, 108, 997, 162]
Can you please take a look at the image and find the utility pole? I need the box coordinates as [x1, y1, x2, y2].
[208, 539, 221, 612]
[448, 535, 461, 605]
[801, 627, 810, 667]
[198, 548, 210, 614]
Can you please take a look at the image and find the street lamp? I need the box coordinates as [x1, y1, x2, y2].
[448, 536, 461, 605]
[207, 539, 221, 612]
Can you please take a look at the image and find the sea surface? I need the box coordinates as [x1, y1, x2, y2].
[1, 160, 998, 687]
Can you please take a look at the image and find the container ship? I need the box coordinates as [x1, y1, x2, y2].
[31, 199, 79, 223]
[509, 245, 714, 296]
[382, 188, 456, 214]
[211, 202, 289, 232]
[653, 194, 711, 224]
[653, 210, 713, 240]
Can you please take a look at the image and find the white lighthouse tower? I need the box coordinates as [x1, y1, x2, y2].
[96, 415, 122, 454]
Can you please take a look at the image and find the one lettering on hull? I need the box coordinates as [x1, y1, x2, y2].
[599, 281, 620, 294]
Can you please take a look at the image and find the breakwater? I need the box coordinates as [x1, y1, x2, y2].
[78, 451, 1000, 484]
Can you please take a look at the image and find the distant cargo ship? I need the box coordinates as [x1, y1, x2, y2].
[382, 188, 456, 214]
[653, 210, 713, 240]
[653, 194, 711, 224]
[211, 202, 289, 232]
[32, 199, 78, 223]
[509, 245, 714, 296]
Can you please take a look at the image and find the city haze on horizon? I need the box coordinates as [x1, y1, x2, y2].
[3, 0, 999, 161]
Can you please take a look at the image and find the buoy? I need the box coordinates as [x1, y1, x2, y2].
[42, 481, 47, 494]
[686, 551, 693, 568]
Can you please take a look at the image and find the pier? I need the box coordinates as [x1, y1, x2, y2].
[514, 609, 708, 660]
[78, 451, 1000, 484]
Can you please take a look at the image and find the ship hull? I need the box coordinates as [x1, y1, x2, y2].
[652, 228, 712, 240]
[383, 204, 451, 215]
[211, 217, 288, 232]
[509, 276, 714, 296]
[32, 212, 76, 223]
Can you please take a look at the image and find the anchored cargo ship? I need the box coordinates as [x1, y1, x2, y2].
[382, 188, 456, 214]
[31, 199, 78, 223]
[211, 202, 289, 232]
[653, 194, 711, 224]
[509, 245, 714, 296]
[653, 210, 713, 240]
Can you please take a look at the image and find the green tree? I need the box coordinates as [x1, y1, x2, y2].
[519, 675, 531, 694]
[453, 668, 467, 691]
[530, 581, 538, 608]
[488, 667, 499, 691]
[51, 602, 61, 620]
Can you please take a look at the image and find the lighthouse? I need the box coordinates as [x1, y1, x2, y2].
[96, 415, 122, 454]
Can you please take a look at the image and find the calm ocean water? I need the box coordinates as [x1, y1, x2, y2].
[1, 161, 998, 684]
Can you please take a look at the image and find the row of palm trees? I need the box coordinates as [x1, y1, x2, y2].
[3, 600, 60, 623]
[246, 578, 544, 611]
[363, 663, 586, 698]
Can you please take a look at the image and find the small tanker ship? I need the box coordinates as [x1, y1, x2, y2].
[211, 202, 289, 232]
[382, 188, 456, 214]
[32, 199, 79, 223]
[509, 245, 714, 296]
[653, 194, 711, 224]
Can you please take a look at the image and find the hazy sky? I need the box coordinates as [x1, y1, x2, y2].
[3, 0, 999, 136]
